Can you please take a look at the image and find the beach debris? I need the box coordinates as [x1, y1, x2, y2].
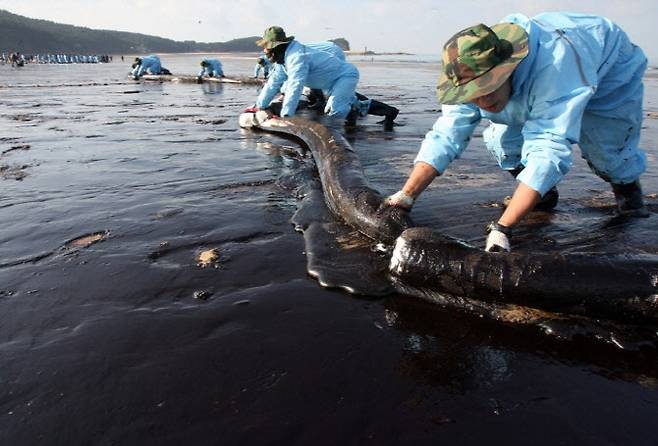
[496, 305, 557, 324]
[195, 118, 227, 125]
[65, 230, 110, 249]
[150, 208, 183, 220]
[1, 144, 31, 156]
[193, 290, 212, 300]
[11, 114, 35, 121]
[431, 415, 455, 425]
[0, 164, 29, 180]
[479, 200, 504, 208]
[197, 248, 220, 268]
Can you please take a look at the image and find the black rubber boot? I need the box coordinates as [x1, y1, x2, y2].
[611, 181, 649, 217]
[268, 101, 283, 117]
[306, 89, 326, 110]
[535, 187, 559, 211]
[506, 167, 559, 211]
[367, 99, 399, 131]
[344, 108, 358, 128]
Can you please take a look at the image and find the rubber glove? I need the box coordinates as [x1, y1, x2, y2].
[485, 221, 511, 252]
[384, 190, 414, 211]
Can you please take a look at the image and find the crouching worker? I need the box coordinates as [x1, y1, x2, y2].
[385, 12, 649, 252]
[131, 55, 171, 79]
[250, 26, 363, 127]
[198, 58, 224, 82]
[254, 55, 271, 79]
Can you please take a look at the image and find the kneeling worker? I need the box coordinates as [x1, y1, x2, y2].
[254, 55, 271, 79]
[131, 55, 170, 79]
[251, 26, 364, 127]
[198, 58, 224, 81]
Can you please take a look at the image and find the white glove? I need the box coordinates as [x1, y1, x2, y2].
[485, 221, 511, 252]
[238, 109, 273, 128]
[384, 190, 414, 211]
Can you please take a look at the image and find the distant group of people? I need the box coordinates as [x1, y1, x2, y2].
[130, 55, 227, 80]
[1, 52, 112, 65]
[129, 53, 271, 82]
[2, 52, 24, 66]
[129, 40, 398, 130]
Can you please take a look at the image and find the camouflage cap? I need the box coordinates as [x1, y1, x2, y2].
[437, 23, 528, 105]
[256, 26, 294, 49]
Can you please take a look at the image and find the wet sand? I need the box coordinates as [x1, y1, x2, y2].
[1, 55, 657, 445]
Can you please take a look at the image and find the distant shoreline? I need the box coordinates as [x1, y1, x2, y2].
[345, 51, 414, 56]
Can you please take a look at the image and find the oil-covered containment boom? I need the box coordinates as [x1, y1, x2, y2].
[239, 111, 412, 244]
[390, 227, 658, 323]
[241, 112, 658, 323]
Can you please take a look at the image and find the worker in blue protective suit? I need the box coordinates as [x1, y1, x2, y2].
[273, 42, 344, 111]
[254, 55, 271, 79]
[265, 39, 399, 129]
[131, 55, 170, 79]
[250, 26, 361, 125]
[198, 58, 224, 81]
[199, 58, 224, 78]
[385, 12, 649, 252]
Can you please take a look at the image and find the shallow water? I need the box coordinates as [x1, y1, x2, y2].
[1, 55, 658, 445]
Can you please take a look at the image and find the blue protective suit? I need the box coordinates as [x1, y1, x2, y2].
[131, 55, 163, 77]
[256, 40, 359, 118]
[308, 41, 346, 61]
[254, 55, 271, 78]
[293, 42, 372, 116]
[278, 41, 344, 92]
[278, 42, 345, 93]
[198, 58, 224, 77]
[415, 12, 647, 195]
[274, 42, 371, 118]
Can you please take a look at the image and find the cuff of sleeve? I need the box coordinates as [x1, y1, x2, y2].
[414, 140, 449, 175]
[515, 163, 563, 197]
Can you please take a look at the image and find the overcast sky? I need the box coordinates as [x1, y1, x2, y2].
[2, 0, 656, 63]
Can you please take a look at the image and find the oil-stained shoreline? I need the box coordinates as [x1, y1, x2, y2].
[1, 56, 657, 444]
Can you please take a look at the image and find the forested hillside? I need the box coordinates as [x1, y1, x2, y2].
[0, 10, 350, 54]
[0, 10, 253, 53]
